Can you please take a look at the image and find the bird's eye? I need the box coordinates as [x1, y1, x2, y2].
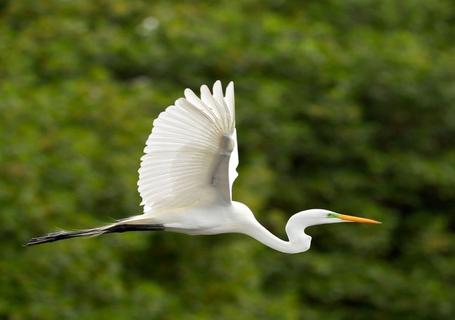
[327, 213, 338, 218]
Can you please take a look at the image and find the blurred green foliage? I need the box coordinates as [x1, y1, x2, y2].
[1, 0, 454, 319]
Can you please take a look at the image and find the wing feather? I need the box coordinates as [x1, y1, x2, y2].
[137, 81, 238, 211]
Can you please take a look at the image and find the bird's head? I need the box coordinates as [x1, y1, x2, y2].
[282, 209, 381, 253]
[287, 209, 381, 230]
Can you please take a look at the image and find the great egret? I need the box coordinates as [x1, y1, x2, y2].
[26, 81, 380, 253]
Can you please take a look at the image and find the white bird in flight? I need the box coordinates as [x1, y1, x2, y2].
[27, 81, 380, 253]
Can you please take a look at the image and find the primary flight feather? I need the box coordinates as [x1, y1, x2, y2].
[27, 81, 380, 253]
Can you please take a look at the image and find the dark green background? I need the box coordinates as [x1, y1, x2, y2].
[1, 0, 454, 319]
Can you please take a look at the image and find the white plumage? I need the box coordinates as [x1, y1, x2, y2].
[138, 81, 238, 211]
[27, 81, 381, 253]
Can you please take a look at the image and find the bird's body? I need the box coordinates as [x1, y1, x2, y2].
[27, 81, 380, 253]
[123, 201, 253, 236]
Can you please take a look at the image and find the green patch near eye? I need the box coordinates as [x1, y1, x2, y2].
[327, 213, 339, 219]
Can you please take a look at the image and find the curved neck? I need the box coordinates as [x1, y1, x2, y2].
[242, 220, 310, 254]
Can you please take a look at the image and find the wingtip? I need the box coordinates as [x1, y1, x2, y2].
[213, 80, 222, 94]
[184, 88, 195, 99]
[200, 84, 211, 95]
[226, 82, 235, 99]
[191, 81, 233, 98]
[225, 82, 235, 108]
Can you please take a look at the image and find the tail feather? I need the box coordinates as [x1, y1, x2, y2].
[25, 223, 164, 246]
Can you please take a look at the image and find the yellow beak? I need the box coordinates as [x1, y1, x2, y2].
[337, 214, 381, 224]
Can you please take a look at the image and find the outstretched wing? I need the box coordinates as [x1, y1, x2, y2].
[138, 81, 238, 212]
